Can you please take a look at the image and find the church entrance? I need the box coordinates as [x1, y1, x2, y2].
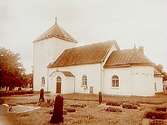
[56, 76, 61, 93]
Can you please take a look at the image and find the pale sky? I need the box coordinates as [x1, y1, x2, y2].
[0, 0, 167, 73]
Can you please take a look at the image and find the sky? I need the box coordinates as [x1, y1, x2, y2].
[0, 0, 167, 73]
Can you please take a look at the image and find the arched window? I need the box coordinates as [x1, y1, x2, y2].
[82, 75, 87, 86]
[112, 75, 119, 87]
[56, 76, 61, 83]
[41, 76, 45, 87]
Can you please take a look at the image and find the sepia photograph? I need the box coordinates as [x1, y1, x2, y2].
[0, 0, 167, 125]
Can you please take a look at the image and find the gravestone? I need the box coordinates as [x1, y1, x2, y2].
[50, 95, 64, 124]
[99, 91, 102, 104]
[39, 88, 44, 102]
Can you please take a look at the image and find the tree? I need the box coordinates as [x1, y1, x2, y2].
[25, 73, 33, 88]
[0, 47, 25, 90]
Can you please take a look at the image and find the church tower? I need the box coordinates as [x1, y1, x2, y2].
[33, 19, 77, 91]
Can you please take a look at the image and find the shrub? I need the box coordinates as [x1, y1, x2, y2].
[150, 119, 164, 125]
[70, 104, 86, 108]
[155, 107, 167, 112]
[106, 101, 121, 106]
[144, 111, 167, 119]
[0, 90, 33, 96]
[105, 107, 122, 112]
[122, 103, 138, 109]
[64, 107, 76, 112]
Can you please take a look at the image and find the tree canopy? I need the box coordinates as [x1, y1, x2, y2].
[0, 47, 27, 90]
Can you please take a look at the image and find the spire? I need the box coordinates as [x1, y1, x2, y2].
[134, 42, 137, 49]
[55, 17, 57, 25]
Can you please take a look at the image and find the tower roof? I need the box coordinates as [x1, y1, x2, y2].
[33, 24, 77, 43]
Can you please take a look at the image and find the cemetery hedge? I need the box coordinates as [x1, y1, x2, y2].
[0, 90, 33, 97]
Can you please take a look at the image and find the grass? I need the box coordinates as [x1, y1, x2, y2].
[1, 93, 167, 125]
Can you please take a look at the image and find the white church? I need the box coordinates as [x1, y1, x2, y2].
[33, 21, 164, 96]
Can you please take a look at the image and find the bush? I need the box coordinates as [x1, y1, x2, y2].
[150, 119, 164, 125]
[144, 111, 167, 119]
[122, 103, 138, 109]
[64, 107, 76, 112]
[106, 101, 121, 106]
[0, 90, 33, 96]
[155, 107, 167, 112]
[70, 104, 86, 108]
[105, 107, 122, 112]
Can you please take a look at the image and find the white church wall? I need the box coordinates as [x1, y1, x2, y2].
[33, 38, 76, 91]
[103, 66, 155, 96]
[155, 76, 163, 93]
[49, 64, 102, 94]
[103, 67, 132, 96]
[131, 66, 155, 96]
[63, 77, 75, 94]
[101, 41, 119, 91]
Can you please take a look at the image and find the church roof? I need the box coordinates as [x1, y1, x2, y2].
[60, 71, 75, 77]
[104, 48, 154, 68]
[33, 24, 77, 43]
[48, 41, 118, 68]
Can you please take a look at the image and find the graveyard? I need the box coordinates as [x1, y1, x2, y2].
[1, 93, 167, 125]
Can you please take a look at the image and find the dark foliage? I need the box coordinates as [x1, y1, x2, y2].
[0, 90, 33, 96]
[122, 103, 138, 109]
[0, 47, 31, 89]
[50, 95, 64, 124]
[105, 107, 122, 112]
[64, 107, 76, 112]
[155, 107, 167, 112]
[150, 119, 164, 125]
[106, 101, 121, 106]
[144, 111, 167, 119]
[70, 103, 86, 108]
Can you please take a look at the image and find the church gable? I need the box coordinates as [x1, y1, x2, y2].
[48, 41, 118, 68]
